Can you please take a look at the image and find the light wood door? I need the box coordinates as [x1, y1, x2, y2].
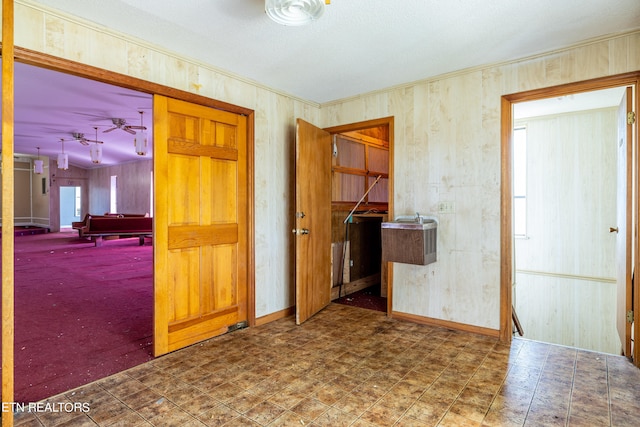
[154, 95, 248, 356]
[615, 87, 632, 356]
[295, 119, 332, 324]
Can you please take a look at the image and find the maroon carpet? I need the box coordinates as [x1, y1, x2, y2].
[334, 284, 387, 312]
[2, 231, 154, 403]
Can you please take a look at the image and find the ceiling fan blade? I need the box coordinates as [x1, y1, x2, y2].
[86, 139, 104, 144]
[122, 128, 137, 135]
[116, 92, 152, 99]
[40, 126, 68, 134]
[127, 125, 146, 130]
[78, 140, 89, 146]
[103, 127, 117, 133]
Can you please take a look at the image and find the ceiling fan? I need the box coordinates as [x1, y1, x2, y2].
[71, 131, 103, 146]
[103, 117, 146, 135]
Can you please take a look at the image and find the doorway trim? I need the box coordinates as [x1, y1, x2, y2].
[11, 47, 257, 324]
[500, 72, 640, 365]
[324, 116, 395, 314]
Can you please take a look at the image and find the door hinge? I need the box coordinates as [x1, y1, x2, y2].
[628, 111, 636, 125]
[227, 320, 248, 333]
[627, 310, 634, 323]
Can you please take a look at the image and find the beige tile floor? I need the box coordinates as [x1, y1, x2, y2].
[13, 303, 640, 426]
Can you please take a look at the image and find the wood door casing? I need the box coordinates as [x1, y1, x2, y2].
[295, 119, 332, 324]
[501, 73, 640, 349]
[154, 94, 248, 355]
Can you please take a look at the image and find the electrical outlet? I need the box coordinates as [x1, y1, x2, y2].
[438, 201, 455, 213]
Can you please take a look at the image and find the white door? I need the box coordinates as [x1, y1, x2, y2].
[615, 87, 633, 356]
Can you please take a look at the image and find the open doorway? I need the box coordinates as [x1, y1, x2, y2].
[500, 72, 640, 365]
[325, 118, 393, 313]
[10, 61, 155, 402]
[59, 185, 81, 230]
[512, 87, 624, 354]
[6, 48, 255, 403]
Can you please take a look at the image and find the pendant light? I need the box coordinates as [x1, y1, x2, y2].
[57, 139, 69, 170]
[265, 0, 328, 26]
[134, 111, 147, 156]
[90, 127, 102, 164]
[33, 147, 44, 174]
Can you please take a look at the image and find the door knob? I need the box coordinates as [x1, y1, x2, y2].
[609, 227, 619, 233]
[292, 228, 310, 235]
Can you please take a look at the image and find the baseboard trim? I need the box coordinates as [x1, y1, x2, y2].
[255, 306, 294, 326]
[392, 311, 500, 338]
[331, 273, 380, 300]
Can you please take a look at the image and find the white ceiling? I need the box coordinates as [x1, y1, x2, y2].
[8, 0, 640, 168]
[11, 61, 153, 169]
[30, 0, 640, 103]
[514, 87, 627, 119]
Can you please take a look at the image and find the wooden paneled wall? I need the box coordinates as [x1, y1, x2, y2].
[88, 159, 152, 215]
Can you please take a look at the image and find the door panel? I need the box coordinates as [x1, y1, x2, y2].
[154, 94, 248, 356]
[616, 87, 632, 356]
[295, 119, 332, 324]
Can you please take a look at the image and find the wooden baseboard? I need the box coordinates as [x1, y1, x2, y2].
[392, 311, 500, 338]
[331, 273, 381, 300]
[255, 306, 294, 326]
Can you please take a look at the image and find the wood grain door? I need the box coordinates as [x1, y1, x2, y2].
[615, 87, 632, 356]
[154, 94, 248, 356]
[295, 119, 332, 324]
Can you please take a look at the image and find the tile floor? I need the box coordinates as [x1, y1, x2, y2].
[13, 304, 640, 426]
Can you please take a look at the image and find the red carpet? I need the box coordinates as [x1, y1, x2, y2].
[2, 231, 154, 403]
[0, 225, 49, 237]
[334, 284, 387, 312]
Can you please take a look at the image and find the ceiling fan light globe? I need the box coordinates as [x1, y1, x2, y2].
[34, 159, 44, 174]
[265, 0, 325, 26]
[135, 131, 148, 156]
[90, 144, 102, 164]
[57, 153, 69, 170]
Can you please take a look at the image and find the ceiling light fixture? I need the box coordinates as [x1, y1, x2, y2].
[34, 147, 44, 174]
[90, 126, 102, 164]
[57, 139, 69, 170]
[265, 0, 329, 26]
[134, 111, 148, 156]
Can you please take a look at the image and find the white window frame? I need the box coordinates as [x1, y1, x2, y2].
[513, 126, 527, 238]
[110, 175, 117, 214]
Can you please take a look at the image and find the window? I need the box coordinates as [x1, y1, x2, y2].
[110, 175, 117, 214]
[74, 186, 81, 217]
[149, 171, 153, 217]
[513, 127, 527, 237]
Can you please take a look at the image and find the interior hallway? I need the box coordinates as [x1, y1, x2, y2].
[14, 304, 640, 427]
